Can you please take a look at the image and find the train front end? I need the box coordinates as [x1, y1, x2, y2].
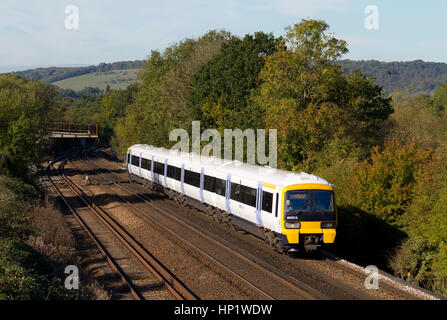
[280, 184, 337, 252]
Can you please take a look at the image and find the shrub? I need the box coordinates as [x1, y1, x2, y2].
[390, 145, 447, 295]
[350, 141, 431, 226]
[315, 141, 431, 268]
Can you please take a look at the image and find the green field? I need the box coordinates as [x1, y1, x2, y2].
[52, 69, 141, 91]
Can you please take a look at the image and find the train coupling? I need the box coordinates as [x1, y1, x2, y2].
[303, 234, 323, 252]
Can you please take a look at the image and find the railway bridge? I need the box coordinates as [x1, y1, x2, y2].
[48, 123, 99, 151]
[49, 123, 98, 139]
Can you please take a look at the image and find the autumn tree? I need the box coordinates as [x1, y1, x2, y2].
[251, 19, 392, 170]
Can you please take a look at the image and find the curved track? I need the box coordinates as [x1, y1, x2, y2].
[46, 158, 193, 300]
[69, 150, 379, 299]
[50, 146, 436, 300]
[68, 154, 323, 299]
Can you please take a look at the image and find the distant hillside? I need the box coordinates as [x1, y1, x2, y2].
[5, 59, 447, 95]
[338, 60, 447, 94]
[10, 60, 144, 83]
[52, 69, 140, 91]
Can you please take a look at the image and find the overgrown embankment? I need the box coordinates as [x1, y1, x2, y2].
[0, 174, 109, 300]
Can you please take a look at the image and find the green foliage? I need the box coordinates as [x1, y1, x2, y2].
[390, 145, 447, 295]
[433, 83, 447, 114]
[0, 74, 56, 177]
[113, 30, 231, 156]
[0, 176, 79, 300]
[386, 91, 447, 149]
[189, 32, 280, 128]
[349, 141, 431, 226]
[339, 59, 447, 94]
[251, 20, 392, 170]
[315, 142, 430, 269]
[0, 239, 40, 300]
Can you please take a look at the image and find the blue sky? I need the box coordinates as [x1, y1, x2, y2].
[1, 0, 446, 71]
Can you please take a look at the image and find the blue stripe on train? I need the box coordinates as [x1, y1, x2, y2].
[164, 159, 168, 187]
[200, 168, 205, 203]
[225, 174, 231, 213]
[181, 164, 185, 194]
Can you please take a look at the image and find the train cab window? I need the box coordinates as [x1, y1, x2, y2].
[285, 190, 310, 214]
[262, 191, 273, 213]
[214, 178, 226, 197]
[127, 153, 130, 164]
[311, 191, 334, 212]
[275, 193, 279, 217]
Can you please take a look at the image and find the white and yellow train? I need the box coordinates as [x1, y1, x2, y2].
[127, 144, 337, 253]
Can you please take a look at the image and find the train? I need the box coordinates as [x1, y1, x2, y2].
[126, 144, 337, 253]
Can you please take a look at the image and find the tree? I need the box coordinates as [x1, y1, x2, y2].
[0, 75, 56, 177]
[113, 30, 231, 155]
[251, 19, 392, 170]
[433, 83, 447, 114]
[189, 32, 280, 129]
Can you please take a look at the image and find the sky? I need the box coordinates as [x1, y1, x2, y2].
[1, 0, 447, 71]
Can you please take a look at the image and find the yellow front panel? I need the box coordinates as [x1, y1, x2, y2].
[300, 221, 322, 234]
[323, 229, 336, 243]
[285, 231, 299, 244]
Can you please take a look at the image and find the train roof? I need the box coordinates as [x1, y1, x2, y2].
[129, 144, 333, 189]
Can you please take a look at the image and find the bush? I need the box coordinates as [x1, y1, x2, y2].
[349, 141, 431, 226]
[0, 175, 109, 300]
[315, 141, 431, 269]
[390, 145, 447, 295]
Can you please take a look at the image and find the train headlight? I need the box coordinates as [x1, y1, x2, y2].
[321, 222, 336, 229]
[285, 222, 301, 229]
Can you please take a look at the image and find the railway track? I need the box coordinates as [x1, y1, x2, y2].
[83, 149, 436, 300]
[42, 146, 443, 300]
[45, 158, 194, 300]
[67, 154, 323, 299]
[45, 162, 143, 300]
[66, 151, 385, 300]
[50, 146, 440, 300]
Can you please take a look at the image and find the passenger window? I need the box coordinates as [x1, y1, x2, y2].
[215, 178, 226, 197]
[262, 191, 273, 213]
